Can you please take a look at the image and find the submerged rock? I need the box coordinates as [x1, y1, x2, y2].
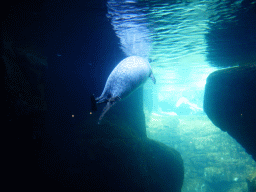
[204, 65, 256, 161]
[78, 137, 184, 192]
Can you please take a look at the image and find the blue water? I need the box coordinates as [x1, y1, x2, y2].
[107, 0, 256, 191]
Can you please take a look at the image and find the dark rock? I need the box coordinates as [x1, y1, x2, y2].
[77, 138, 184, 192]
[4, 39, 48, 114]
[204, 65, 256, 161]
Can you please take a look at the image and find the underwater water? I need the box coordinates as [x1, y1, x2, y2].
[107, 0, 256, 191]
[4, 0, 255, 191]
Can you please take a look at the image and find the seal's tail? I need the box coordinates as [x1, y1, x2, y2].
[98, 96, 120, 124]
[91, 94, 97, 112]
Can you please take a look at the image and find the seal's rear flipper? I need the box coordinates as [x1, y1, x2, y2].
[98, 96, 121, 124]
[150, 72, 156, 84]
[91, 94, 97, 112]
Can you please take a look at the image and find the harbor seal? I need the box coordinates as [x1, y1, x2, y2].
[91, 56, 156, 124]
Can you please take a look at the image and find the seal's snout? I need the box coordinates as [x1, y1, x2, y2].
[91, 94, 97, 112]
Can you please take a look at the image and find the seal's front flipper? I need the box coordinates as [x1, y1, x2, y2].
[91, 94, 97, 112]
[150, 72, 156, 84]
[98, 96, 121, 124]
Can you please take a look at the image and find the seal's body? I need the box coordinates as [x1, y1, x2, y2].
[92, 56, 156, 124]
